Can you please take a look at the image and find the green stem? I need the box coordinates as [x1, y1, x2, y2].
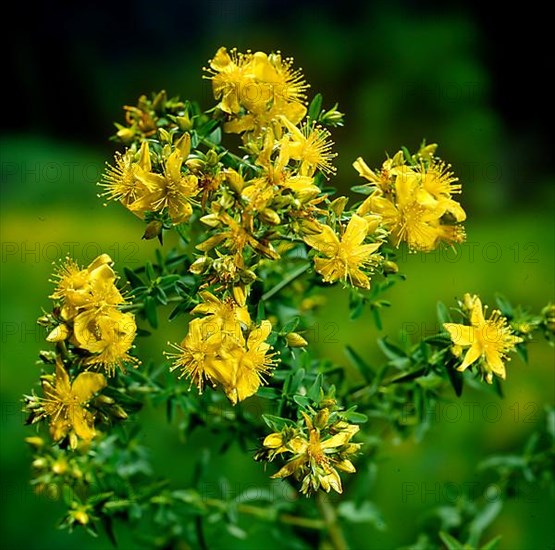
[202, 498, 325, 530]
[261, 263, 310, 302]
[316, 492, 349, 550]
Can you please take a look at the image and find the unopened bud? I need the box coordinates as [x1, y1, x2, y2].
[152, 89, 167, 111]
[25, 436, 45, 449]
[73, 510, 89, 525]
[285, 332, 308, 348]
[175, 132, 191, 158]
[37, 315, 51, 327]
[94, 395, 115, 405]
[142, 220, 164, 241]
[176, 114, 193, 131]
[200, 214, 221, 228]
[185, 158, 205, 172]
[39, 350, 57, 363]
[32, 458, 48, 469]
[382, 260, 399, 275]
[158, 128, 172, 144]
[112, 406, 128, 420]
[116, 127, 135, 144]
[232, 286, 247, 307]
[330, 196, 349, 217]
[260, 208, 281, 225]
[46, 324, 69, 343]
[189, 256, 212, 275]
[299, 219, 323, 235]
[224, 169, 244, 193]
[52, 459, 68, 475]
[314, 408, 330, 429]
[240, 269, 257, 284]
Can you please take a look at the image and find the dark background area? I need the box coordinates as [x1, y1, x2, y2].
[6, 0, 550, 185]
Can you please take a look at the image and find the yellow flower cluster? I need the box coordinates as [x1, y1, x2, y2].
[205, 47, 309, 138]
[354, 144, 466, 252]
[167, 292, 275, 405]
[260, 406, 360, 495]
[47, 254, 138, 376]
[27, 254, 137, 448]
[444, 294, 523, 383]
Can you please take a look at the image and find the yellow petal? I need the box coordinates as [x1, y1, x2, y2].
[485, 348, 506, 378]
[46, 324, 69, 343]
[459, 342, 482, 371]
[342, 214, 368, 248]
[71, 372, 107, 403]
[304, 225, 339, 256]
[444, 323, 475, 346]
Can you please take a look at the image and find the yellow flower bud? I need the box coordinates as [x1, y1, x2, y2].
[176, 114, 193, 131]
[260, 208, 281, 225]
[224, 169, 245, 193]
[330, 196, 349, 217]
[382, 260, 399, 274]
[185, 158, 205, 172]
[232, 286, 247, 307]
[25, 436, 45, 448]
[73, 510, 89, 525]
[200, 214, 221, 227]
[189, 256, 212, 275]
[32, 458, 48, 469]
[46, 324, 69, 343]
[52, 459, 68, 475]
[142, 220, 164, 241]
[285, 332, 308, 348]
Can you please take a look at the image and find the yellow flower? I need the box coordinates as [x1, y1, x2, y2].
[50, 254, 123, 320]
[132, 136, 199, 223]
[444, 294, 523, 383]
[221, 320, 276, 404]
[168, 307, 276, 404]
[265, 411, 360, 495]
[205, 47, 308, 138]
[362, 167, 465, 251]
[167, 317, 229, 392]
[99, 140, 153, 217]
[280, 117, 336, 177]
[41, 359, 106, 448]
[73, 308, 138, 376]
[190, 291, 251, 336]
[303, 214, 382, 289]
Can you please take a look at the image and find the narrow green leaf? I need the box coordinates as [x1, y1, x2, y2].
[144, 296, 158, 329]
[437, 301, 451, 324]
[307, 373, 323, 402]
[124, 267, 145, 288]
[308, 93, 323, 121]
[345, 345, 374, 382]
[439, 531, 465, 550]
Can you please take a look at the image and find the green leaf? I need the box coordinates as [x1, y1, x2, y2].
[337, 501, 385, 529]
[378, 337, 407, 361]
[308, 93, 323, 121]
[261, 414, 294, 432]
[342, 408, 368, 424]
[293, 395, 311, 408]
[345, 345, 375, 382]
[480, 535, 502, 550]
[494, 294, 513, 317]
[446, 363, 464, 397]
[100, 515, 117, 547]
[466, 501, 502, 547]
[437, 301, 451, 324]
[350, 185, 373, 195]
[282, 317, 300, 334]
[124, 267, 145, 288]
[439, 531, 466, 550]
[144, 296, 158, 329]
[307, 373, 323, 402]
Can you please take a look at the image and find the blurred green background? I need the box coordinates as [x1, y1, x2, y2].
[2, 1, 553, 548]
